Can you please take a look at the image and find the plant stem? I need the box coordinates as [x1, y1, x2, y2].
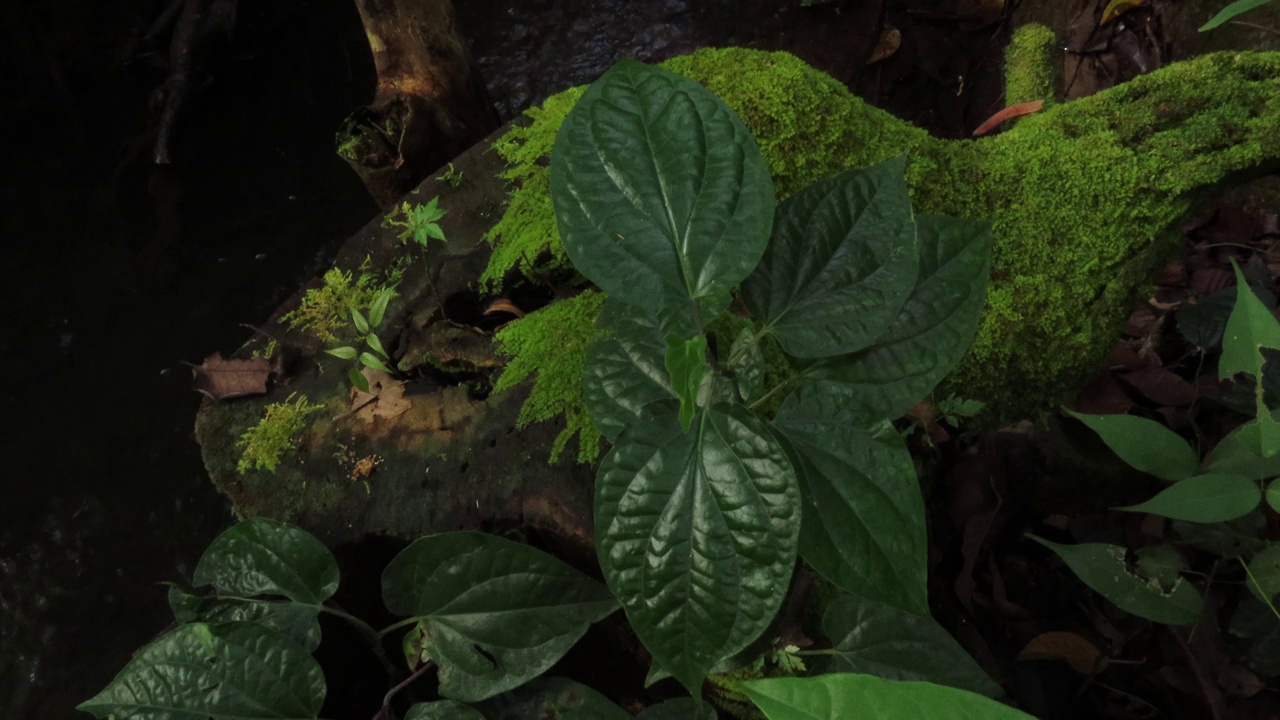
[748, 371, 802, 411]
[1239, 556, 1280, 622]
[378, 616, 422, 638]
[381, 660, 436, 712]
[319, 604, 398, 677]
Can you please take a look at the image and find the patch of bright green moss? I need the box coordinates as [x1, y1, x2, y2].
[484, 38, 1280, 444]
[280, 260, 402, 342]
[1005, 23, 1060, 107]
[492, 290, 607, 463]
[236, 393, 325, 474]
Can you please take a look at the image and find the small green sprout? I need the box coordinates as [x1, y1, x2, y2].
[383, 197, 447, 247]
[934, 393, 986, 427]
[436, 163, 464, 188]
[327, 286, 398, 392]
[236, 393, 324, 474]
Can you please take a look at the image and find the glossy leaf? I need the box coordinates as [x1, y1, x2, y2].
[78, 622, 325, 720]
[741, 156, 918, 358]
[637, 698, 717, 719]
[369, 287, 396, 328]
[741, 674, 1037, 720]
[1200, 0, 1274, 31]
[474, 677, 629, 720]
[820, 594, 1000, 697]
[728, 328, 765, 403]
[596, 402, 800, 694]
[551, 59, 774, 313]
[1067, 411, 1197, 482]
[360, 351, 395, 374]
[664, 333, 708, 432]
[1030, 536, 1203, 625]
[326, 346, 358, 360]
[1208, 417, 1280, 480]
[193, 517, 338, 605]
[352, 307, 370, 334]
[381, 532, 618, 702]
[168, 586, 321, 652]
[1116, 473, 1261, 522]
[405, 701, 486, 720]
[367, 333, 389, 359]
[583, 299, 692, 442]
[1221, 260, 1280, 456]
[801, 214, 992, 421]
[771, 381, 928, 614]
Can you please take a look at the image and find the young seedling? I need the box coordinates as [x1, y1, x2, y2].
[326, 286, 398, 392]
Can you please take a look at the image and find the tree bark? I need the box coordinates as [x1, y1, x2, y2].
[343, 0, 499, 207]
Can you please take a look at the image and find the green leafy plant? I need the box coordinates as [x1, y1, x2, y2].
[436, 163, 464, 188]
[1036, 260, 1280, 625]
[236, 393, 324, 474]
[326, 285, 398, 392]
[384, 197, 448, 247]
[281, 261, 402, 342]
[1200, 0, 1275, 31]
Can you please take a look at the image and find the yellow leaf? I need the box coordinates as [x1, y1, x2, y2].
[1017, 631, 1109, 675]
[1101, 0, 1146, 25]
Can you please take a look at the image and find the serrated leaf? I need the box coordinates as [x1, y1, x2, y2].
[369, 287, 396, 328]
[1247, 544, 1280, 603]
[820, 594, 1000, 696]
[326, 345, 359, 360]
[596, 402, 800, 694]
[1200, 0, 1274, 31]
[770, 381, 927, 614]
[168, 585, 321, 652]
[405, 700, 486, 720]
[360, 352, 395, 374]
[741, 674, 1037, 720]
[1116, 473, 1261, 522]
[78, 622, 325, 720]
[551, 58, 774, 314]
[193, 517, 338, 605]
[741, 156, 918, 358]
[352, 307, 370, 334]
[664, 333, 708, 433]
[583, 299, 693, 442]
[1030, 536, 1203, 625]
[800, 214, 992, 421]
[474, 677, 629, 720]
[382, 532, 618, 702]
[366, 333, 389, 359]
[728, 328, 765, 403]
[1221, 260, 1280, 456]
[1067, 411, 1198, 482]
[1208, 417, 1280, 480]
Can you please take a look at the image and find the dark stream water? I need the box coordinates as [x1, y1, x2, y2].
[1, 1, 1003, 717]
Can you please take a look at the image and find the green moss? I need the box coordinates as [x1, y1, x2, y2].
[484, 38, 1280, 442]
[1005, 23, 1060, 107]
[236, 393, 325, 474]
[280, 261, 401, 342]
[492, 290, 608, 463]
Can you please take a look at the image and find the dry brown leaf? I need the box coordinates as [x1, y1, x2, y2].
[350, 368, 412, 423]
[1100, 0, 1146, 26]
[483, 299, 526, 318]
[190, 352, 272, 400]
[972, 100, 1044, 137]
[867, 27, 901, 64]
[1018, 632, 1109, 675]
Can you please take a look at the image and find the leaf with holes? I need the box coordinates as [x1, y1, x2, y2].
[741, 674, 1037, 720]
[596, 402, 799, 694]
[1116, 473, 1261, 522]
[551, 59, 774, 314]
[1221, 260, 1280, 456]
[381, 532, 618, 702]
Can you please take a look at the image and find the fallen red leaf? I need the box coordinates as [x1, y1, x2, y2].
[972, 100, 1044, 137]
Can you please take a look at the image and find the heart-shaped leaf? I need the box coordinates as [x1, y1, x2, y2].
[1116, 473, 1261, 522]
[740, 156, 918, 359]
[405, 700, 486, 720]
[551, 59, 774, 314]
[1030, 536, 1203, 625]
[1066, 411, 1198, 482]
[741, 674, 1037, 720]
[474, 677, 630, 720]
[596, 402, 800, 694]
[382, 532, 619, 702]
[820, 594, 1000, 697]
[801, 214, 991, 421]
[168, 585, 321, 652]
[770, 381, 928, 614]
[78, 622, 325, 720]
[194, 517, 338, 605]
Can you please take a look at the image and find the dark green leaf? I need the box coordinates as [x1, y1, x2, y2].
[583, 299, 693, 442]
[1116, 473, 1260, 522]
[382, 532, 618, 702]
[1247, 544, 1280, 604]
[800, 214, 991, 421]
[1208, 417, 1280, 480]
[405, 700, 486, 720]
[636, 698, 717, 719]
[326, 346, 358, 360]
[664, 333, 708, 432]
[820, 594, 1000, 697]
[1221, 260, 1280, 456]
[1200, 0, 1274, 31]
[596, 402, 800, 694]
[741, 157, 918, 358]
[1067, 411, 1198, 482]
[1177, 284, 1275, 349]
[1269, 480, 1280, 513]
[728, 328, 765, 403]
[1135, 545, 1185, 588]
[551, 59, 774, 313]
[167, 586, 321, 652]
[1172, 512, 1268, 556]
[771, 381, 928, 614]
[350, 366, 370, 393]
[741, 674, 1037, 720]
[474, 677, 629, 720]
[369, 287, 396, 328]
[1030, 536, 1203, 625]
[194, 517, 338, 605]
[1228, 598, 1280, 676]
[352, 307, 370, 334]
[78, 622, 325, 720]
[360, 352, 395, 374]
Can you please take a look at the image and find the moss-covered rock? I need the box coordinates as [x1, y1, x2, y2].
[486, 35, 1280, 448]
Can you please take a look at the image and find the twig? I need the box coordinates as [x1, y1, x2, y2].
[371, 661, 436, 720]
[1164, 625, 1227, 720]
